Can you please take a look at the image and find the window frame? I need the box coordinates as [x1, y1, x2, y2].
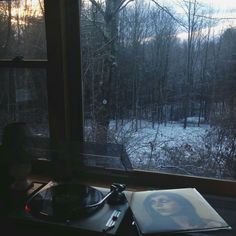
[1, 0, 236, 198]
[44, 0, 83, 146]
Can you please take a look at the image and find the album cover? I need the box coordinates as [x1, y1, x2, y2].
[130, 188, 231, 235]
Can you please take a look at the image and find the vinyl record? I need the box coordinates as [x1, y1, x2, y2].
[25, 182, 104, 221]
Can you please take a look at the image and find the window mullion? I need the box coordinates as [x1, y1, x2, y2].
[44, 0, 67, 145]
[44, 0, 83, 148]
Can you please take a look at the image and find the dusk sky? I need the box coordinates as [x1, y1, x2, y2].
[155, 0, 236, 39]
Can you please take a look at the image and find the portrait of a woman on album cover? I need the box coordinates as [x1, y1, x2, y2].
[130, 188, 230, 235]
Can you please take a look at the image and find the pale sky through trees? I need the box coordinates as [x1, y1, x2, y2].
[84, 0, 236, 39]
[7, 0, 235, 40]
[155, 0, 236, 40]
[201, 0, 236, 10]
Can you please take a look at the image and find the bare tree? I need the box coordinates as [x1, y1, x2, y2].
[86, 0, 133, 143]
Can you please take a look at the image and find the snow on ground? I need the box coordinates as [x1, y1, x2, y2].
[109, 119, 210, 170]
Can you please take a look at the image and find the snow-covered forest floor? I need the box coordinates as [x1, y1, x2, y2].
[103, 118, 235, 180]
[110, 120, 208, 168]
[107, 119, 208, 173]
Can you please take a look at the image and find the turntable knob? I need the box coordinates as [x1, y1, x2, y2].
[108, 192, 126, 205]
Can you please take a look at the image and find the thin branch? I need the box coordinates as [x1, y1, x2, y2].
[82, 13, 109, 41]
[119, 0, 134, 12]
[151, 0, 188, 30]
[112, 0, 134, 19]
[89, 0, 105, 17]
[94, 36, 117, 54]
[89, 0, 133, 24]
[114, 0, 127, 13]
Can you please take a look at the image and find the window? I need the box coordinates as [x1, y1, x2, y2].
[0, 0, 48, 140]
[80, 0, 236, 181]
[0, 0, 46, 59]
[0, 68, 48, 135]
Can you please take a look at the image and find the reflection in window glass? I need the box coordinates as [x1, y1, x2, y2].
[0, 0, 46, 59]
[80, 0, 236, 180]
[0, 68, 49, 139]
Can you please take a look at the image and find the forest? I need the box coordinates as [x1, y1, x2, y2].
[0, 0, 236, 180]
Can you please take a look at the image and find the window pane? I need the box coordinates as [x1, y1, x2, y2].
[0, 0, 46, 59]
[0, 68, 49, 141]
[81, 0, 236, 180]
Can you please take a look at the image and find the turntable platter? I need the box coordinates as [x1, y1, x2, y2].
[25, 182, 104, 221]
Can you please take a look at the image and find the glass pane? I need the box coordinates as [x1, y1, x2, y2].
[81, 0, 236, 180]
[0, 0, 46, 59]
[0, 68, 49, 141]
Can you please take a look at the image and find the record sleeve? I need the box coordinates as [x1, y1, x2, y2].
[130, 188, 231, 235]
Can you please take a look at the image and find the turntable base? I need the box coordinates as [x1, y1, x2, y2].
[8, 181, 131, 236]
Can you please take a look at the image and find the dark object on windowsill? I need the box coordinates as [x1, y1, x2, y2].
[0, 122, 33, 192]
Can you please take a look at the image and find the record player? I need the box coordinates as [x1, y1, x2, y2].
[8, 181, 131, 236]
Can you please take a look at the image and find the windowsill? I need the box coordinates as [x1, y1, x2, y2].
[30, 158, 236, 199]
[28, 136, 236, 198]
